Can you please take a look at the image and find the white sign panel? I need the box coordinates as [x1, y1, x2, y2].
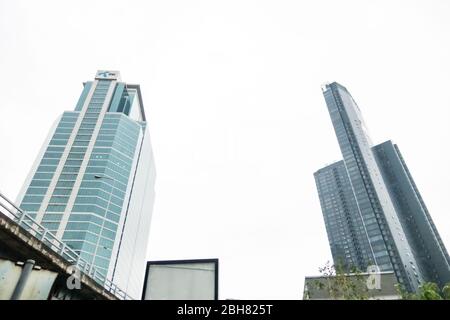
[142, 259, 218, 300]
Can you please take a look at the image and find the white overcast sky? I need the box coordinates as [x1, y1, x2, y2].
[1, 0, 449, 299]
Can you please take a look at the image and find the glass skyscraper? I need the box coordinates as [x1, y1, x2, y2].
[16, 71, 156, 299]
[315, 82, 450, 291]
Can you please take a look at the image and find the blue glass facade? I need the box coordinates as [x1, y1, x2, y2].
[21, 111, 79, 218]
[18, 71, 154, 294]
[64, 114, 141, 275]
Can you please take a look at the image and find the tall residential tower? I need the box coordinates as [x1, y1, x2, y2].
[315, 82, 450, 291]
[17, 71, 156, 299]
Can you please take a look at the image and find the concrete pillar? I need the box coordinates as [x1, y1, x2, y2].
[11, 259, 35, 300]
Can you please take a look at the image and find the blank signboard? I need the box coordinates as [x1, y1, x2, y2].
[142, 259, 218, 300]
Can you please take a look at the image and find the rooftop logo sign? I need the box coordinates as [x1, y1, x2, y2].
[95, 70, 120, 80]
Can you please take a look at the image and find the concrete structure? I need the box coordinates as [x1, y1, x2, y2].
[315, 82, 450, 292]
[303, 271, 400, 300]
[16, 71, 156, 299]
[0, 191, 124, 299]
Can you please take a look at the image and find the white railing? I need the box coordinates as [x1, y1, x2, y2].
[0, 190, 133, 300]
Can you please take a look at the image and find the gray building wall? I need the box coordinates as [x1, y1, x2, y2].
[314, 161, 374, 271]
[316, 82, 437, 291]
[373, 140, 450, 287]
[303, 271, 400, 300]
[315, 140, 450, 289]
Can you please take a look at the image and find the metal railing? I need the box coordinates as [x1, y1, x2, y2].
[0, 190, 133, 300]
